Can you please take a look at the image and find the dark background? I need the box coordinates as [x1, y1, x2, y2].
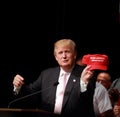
[0, 0, 119, 107]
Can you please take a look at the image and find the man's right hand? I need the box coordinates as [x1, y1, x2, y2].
[13, 74, 24, 87]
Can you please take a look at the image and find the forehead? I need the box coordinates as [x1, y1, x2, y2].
[56, 45, 72, 50]
[98, 72, 109, 77]
[55, 40, 75, 51]
[97, 73, 110, 79]
[55, 46, 74, 55]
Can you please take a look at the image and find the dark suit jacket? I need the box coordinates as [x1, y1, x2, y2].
[13, 64, 96, 117]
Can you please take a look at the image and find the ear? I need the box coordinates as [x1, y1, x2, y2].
[54, 53, 58, 61]
[74, 51, 77, 59]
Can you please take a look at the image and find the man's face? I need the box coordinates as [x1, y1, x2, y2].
[97, 72, 111, 89]
[54, 45, 76, 69]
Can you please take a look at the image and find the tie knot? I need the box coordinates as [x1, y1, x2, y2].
[61, 72, 68, 78]
[63, 72, 67, 75]
[64, 71, 69, 75]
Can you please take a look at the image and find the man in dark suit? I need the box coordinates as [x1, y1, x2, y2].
[11, 39, 96, 117]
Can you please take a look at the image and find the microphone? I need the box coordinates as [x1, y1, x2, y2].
[8, 81, 59, 108]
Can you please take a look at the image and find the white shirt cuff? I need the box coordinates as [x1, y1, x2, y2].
[80, 80, 88, 92]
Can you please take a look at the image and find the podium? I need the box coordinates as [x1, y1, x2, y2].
[0, 108, 59, 117]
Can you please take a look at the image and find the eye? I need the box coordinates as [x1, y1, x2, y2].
[98, 79, 108, 84]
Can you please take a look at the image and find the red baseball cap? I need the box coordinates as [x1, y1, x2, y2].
[82, 54, 109, 70]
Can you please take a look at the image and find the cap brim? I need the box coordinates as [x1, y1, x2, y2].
[89, 65, 107, 71]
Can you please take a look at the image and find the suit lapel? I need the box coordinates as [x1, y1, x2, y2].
[62, 65, 83, 108]
[49, 67, 60, 104]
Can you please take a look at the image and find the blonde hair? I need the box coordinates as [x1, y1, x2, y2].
[54, 39, 76, 53]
